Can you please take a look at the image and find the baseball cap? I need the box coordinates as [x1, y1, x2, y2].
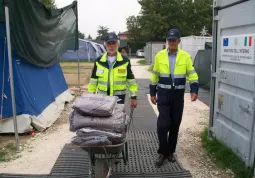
[167, 29, 181, 40]
[105, 32, 119, 43]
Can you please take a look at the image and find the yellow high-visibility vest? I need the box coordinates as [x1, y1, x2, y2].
[150, 48, 199, 96]
[88, 52, 138, 99]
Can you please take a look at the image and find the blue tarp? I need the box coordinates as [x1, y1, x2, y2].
[61, 39, 106, 62]
[0, 23, 68, 119]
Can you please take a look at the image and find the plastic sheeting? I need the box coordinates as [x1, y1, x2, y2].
[0, 0, 78, 67]
[72, 94, 118, 117]
[0, 23, 70, 119]
[0, 90, 73, 133]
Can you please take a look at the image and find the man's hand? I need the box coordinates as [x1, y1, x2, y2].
[190, 93, 197, 102]
[150, 96, 157, 105]
[131, 99, 138, 108]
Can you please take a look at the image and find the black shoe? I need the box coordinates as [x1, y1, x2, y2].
[155, 154, 167, 167]
[168, 154, 176, 163]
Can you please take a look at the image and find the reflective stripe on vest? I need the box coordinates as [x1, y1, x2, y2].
[114, 90, 127, 95]
[190, 80, 198, 84]
[98, 81, 108, 85]
[158, 83, 185, 90]
[160, 73, 169, 77]
[89, 79, 97, 84]
[188, 69, 196, 75]
[158, 83, 172, 89]
[152, 70, 160, 76]
[174, 74, 186, 78]
[97, 89, 107, 95]
[127, 80, 136, 85]
[114, 81, 126, 85]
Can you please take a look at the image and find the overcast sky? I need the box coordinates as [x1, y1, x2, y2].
[54, 0, 141, 39]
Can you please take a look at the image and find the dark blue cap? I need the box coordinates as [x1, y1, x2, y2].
[167, 29, 181, 40]
[105, 32, 119, 43]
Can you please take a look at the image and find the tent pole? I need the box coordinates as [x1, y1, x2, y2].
[5, 6, 20, 152]
[77, 50, 80, 89]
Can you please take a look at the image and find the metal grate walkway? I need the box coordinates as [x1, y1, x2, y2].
[48, 131, 192, 178]
[113, 131, 184, 173]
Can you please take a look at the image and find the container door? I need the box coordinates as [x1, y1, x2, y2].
[210, 0, 255, 166]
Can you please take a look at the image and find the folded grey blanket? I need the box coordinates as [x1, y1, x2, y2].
[72, 93, 118, 117]
[116, 104, 125, 112]
[71, 136, 112, 147]
[69, 109, 127, 133]
[76, 128, 126, 145]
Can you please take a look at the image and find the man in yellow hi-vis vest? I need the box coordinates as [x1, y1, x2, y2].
[88, 32, 138, 107]
[150, 29, 199, 167]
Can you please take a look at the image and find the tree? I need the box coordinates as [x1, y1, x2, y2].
[191, 0, 213, 35]
[39, 0, 56, 9]
[78, 31, 85, 39]
[87, 35, 92, 40]
[138, 0, 172, 41]
[134, 0, 213, 41]
[96, 26, 109, 40]
[126, 16, 142, 40]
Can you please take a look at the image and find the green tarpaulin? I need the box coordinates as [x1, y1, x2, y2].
[193, 49, 212, 90]
[205, 42, 212, 49]
[0, 0, 78, 67]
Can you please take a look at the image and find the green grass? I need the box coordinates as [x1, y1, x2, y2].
[201, 128, 253, 178]
[137, 59, 149, 65]
[148, 64, 154, 72]
[5, 143, 16, 151]
[0, 151, 7, 162]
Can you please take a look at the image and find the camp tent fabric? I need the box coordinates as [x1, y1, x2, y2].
[96, 44, 106, 55]
[87, 40, 104, 59]
[0, 23, 73, 133]
[61, 39, 105, 62]
[0, 0, 78, 67]
[98, 44, 106, 51]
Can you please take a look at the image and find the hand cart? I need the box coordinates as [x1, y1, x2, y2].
[74, 107, 135, 178]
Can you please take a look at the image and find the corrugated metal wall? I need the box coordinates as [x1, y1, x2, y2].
[179, 36, 212, 62]
[144, 42, 165, 64]
[210, 0, 255, 167]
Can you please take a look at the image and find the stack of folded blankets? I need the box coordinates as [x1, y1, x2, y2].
[69, 93, 131, 147]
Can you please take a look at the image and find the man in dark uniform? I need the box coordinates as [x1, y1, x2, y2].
[150, 29, 199, 167]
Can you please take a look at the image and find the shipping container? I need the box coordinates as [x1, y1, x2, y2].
[209, 0, 255, 169]
[178, 36, 212, 61]
[144, 42, 166, 64]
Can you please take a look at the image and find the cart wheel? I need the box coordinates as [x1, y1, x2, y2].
[95, 159, 109, 178]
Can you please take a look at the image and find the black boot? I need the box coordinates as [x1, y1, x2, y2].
[168, 153, 176, 163]
[155, 154, 167, 167]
